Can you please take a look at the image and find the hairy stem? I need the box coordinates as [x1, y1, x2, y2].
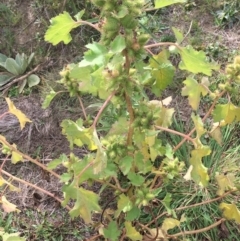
[75, 159, 94, 181]
[0, 154, 9, 173]
[92, 90, 116, 128]
[144, 42, 181, 50]
[77, 20, 100, 32]
[125, 92, 134, 145]
[155, 125, 195, 144]
[77, 95, 87, 120]
[113, 176, 129, 193]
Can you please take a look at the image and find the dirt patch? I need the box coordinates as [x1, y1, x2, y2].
[0, 95, 71, 157]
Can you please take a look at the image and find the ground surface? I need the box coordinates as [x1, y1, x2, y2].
[0, 1, 240, 240]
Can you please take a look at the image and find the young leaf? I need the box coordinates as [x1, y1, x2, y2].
[74, 9, 85, 21]
[72, 157, 95, 184]
[47, 154, 68, 169]
[15, 53, 28, 73]
[215, 173, 235, 196]
[191, 114, 206, 138]
[148, 100, 174, 127]
[0, 231, 26, 241]
[5, 98, 31, 130]
[116, 194, 133, 217]
[150, 50, 175, 96]
[155, 0, 187, 8]
[209, 123, 222, 145]
[0, 74, 14, 86]
[103, 221, 121, 241]
[44, 11, 81, 45]
[63, 184, 101, 223]
[0, 53, 7, 64]
[125, 221, 142, 241]
[119, 156, 133, 175]
[126, 206, 141, 221]
[42, 89, 58, 109]
[219, 203, 240, 223]
[155, 106, 174, 127]
[18, 79, 27, 94]
[11, 150, 23, 164]
[182, 77, 208, 110]
[61, 119, 98, 150]
[179, 45, 219, 76]
[190, 146, 211, 186]
[162, 218, 180, 233]
[80, 43, 108, 67]
[1, 196, 19, 213]
[27, 53, 35, 65]
[5, 58, 21, 75]
[127, 172, 145, 186]
[162, 193, 172, 214]
[27, 74, 40, 87]
[110, 35, 126, 53]
[69, 65, 97, 95]
[172, 27, 184, 44]
[60, 173, 73, 183]
[212, 102, 240, 125]
[0, 176, 20, 192]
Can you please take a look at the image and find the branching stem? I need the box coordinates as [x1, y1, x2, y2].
[167, 218, 225, 238]
[92, 90, 116, 128]
[0, 136, 60, 179]
[125, 92, 134, 145]
[144, 42, 181, 50]
[174, 90, 226, 151]
[1, 64, 42, 92]
[75, 159, 94, 181]
[1, 169, 70, 210]
[146, 190, 235, 227]
[77, 95, 87, 120]
[77, 20, 100, 32]
[155, 125, 195, 144]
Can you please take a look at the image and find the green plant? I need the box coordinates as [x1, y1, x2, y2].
[214, 0, 240, 27]
[0, 53, 40, 94]
[2, 0, 240, 240]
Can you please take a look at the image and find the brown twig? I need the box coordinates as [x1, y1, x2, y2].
[86, 234, 102, 241]
[1, 169, 71, 210]
[144, 42, 181, 50]
[112, 176, 129, 193]
[149, 204, 159, 241]
[0, 154, 9, 173]
[75, 159, 95, 182]
[77, 95, 87, 120]
[77, 20, 100, 32]
[92, 90, 116, 128]
[0, 111, 9, 120]
[96, 179, 126, 192]
[146, 190, 235, 227]
[0, 136, 60, 179]
[0, 64, 43, 91]
[155, 125, 195, 145]
[167, 218, 225, 238]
